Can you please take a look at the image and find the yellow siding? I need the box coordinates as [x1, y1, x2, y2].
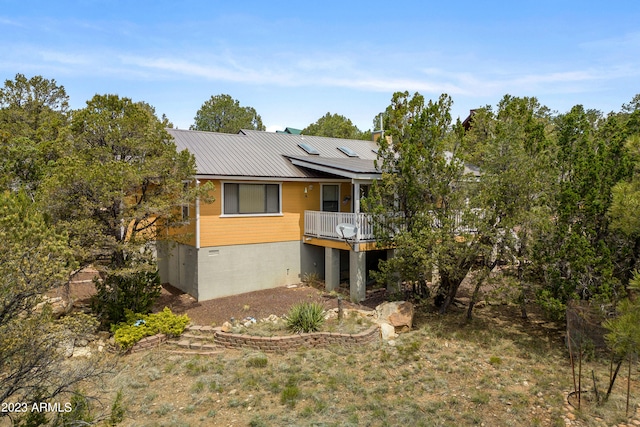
[302, 238, 383, 252]
[167, 206, 197, 246]
[304, 237, 352, 251]
[198, 180, 350, 247]
[340, 182, 352, 213]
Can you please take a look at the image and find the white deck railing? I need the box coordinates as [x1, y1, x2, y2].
[304, 209, 482, 243]
[304, 211, 376, 242]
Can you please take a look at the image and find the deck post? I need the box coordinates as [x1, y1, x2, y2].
[325, 247, 340, 292]
[349, 250, 366, 302]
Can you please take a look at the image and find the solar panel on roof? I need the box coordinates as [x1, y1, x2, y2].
[298, 142, 320, 155]
[338, 146, 359, 157]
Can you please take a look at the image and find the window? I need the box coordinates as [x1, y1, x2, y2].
[322, 184, 340, 212]
[338, 146, 359, 157]
[182, 182, 190, 221]
[223, 183, 280, 215]
[298, 142, 319, 155]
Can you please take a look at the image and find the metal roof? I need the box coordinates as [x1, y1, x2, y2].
[275, 127, 302, 135]
[167, 128, 380, 179]
[286, 155, 380, 176]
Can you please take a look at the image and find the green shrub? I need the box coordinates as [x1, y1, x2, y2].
[57, 391, 94, 425]
[536, 290, 567, 321]
[488, 356, 502, 365]
[112, 307, 189, 350]
[281, 380, 301, 407]
[108, 390, 125, 426]
[58, 312, 99, 336]
[246, 355, 268, 368]
[286, 302, 325, 333]
[92, 268, 162, 326]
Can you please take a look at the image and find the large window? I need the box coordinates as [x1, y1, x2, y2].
[322, 184, 340, 212]
[223, 183, 280, 215]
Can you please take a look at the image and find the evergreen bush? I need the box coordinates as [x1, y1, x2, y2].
[112, 307, 189, 350]
[92, 269, 162, 326]
[286, 302, 325, 333]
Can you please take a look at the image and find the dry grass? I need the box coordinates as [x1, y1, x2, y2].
[38, 303, 640, 427]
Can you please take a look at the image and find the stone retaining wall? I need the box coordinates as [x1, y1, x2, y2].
[213, 325, 380, 352]
[128, 325, 380, 354]
[129, 333, 168, 353]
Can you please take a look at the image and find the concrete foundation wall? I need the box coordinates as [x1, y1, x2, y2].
[157, 241, 199, 299]
[300, 243, 325, 280]
[197, 241, 301, 300]
[159, 240, 326, 301]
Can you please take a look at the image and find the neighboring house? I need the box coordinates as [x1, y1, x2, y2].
[276, 127, 303, 135]
[158, 128, 388, 302]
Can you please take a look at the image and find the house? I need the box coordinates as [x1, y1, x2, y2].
[158, 128, 389, 302]
[276, 127, 303, 135]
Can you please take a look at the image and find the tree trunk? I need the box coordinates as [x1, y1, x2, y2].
[466, 277, 482, 321]
[518, 262, 528, 320]
[605, 358, 623, 402]
[438, 275, 462, 314]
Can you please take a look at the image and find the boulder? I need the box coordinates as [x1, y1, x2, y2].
[375, 301, 414, 332]
[34, 296, 69, 318]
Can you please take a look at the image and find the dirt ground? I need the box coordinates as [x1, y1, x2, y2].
[152, 283, 381, 326]
[61, 280, 385, 326]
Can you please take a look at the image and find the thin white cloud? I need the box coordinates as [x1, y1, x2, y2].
[120, 47, 639, 100]
[581, 31, 640, 51]
[117, 52, 469, 95]
[39, 51, 93, 66]
[4, 40, 639, 106]
[120, 55, 298, 86]
[0, 16, 25, 27]
[321, 75, 468, 95]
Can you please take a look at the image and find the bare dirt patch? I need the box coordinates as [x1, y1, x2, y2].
[57, 277, 377, 326]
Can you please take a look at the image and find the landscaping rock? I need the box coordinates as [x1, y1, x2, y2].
[97, 331, 111, 341]
[35, 296, 69, 318]
[324, 308, 338, 320]
[379, 322, 398, 341]
[72, 347, 91, 358]
[375, 301, 414, 332]
[263, 314, 279, 323]
[61, 339, 75, 358]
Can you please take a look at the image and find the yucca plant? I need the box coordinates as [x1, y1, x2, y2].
[286, 302, 325, 333]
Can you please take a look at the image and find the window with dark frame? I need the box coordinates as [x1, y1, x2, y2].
[322, 184, 339, 212]
[182, 182, 190, 221]
[223, 183, 280, 215]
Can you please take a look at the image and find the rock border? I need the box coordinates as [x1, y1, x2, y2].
[213, 325, 380, 352]
[128, 333, 168, 353]
[128, 325, 381, 354]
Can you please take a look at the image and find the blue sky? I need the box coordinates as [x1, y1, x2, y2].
[1, 1, 639, 132]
